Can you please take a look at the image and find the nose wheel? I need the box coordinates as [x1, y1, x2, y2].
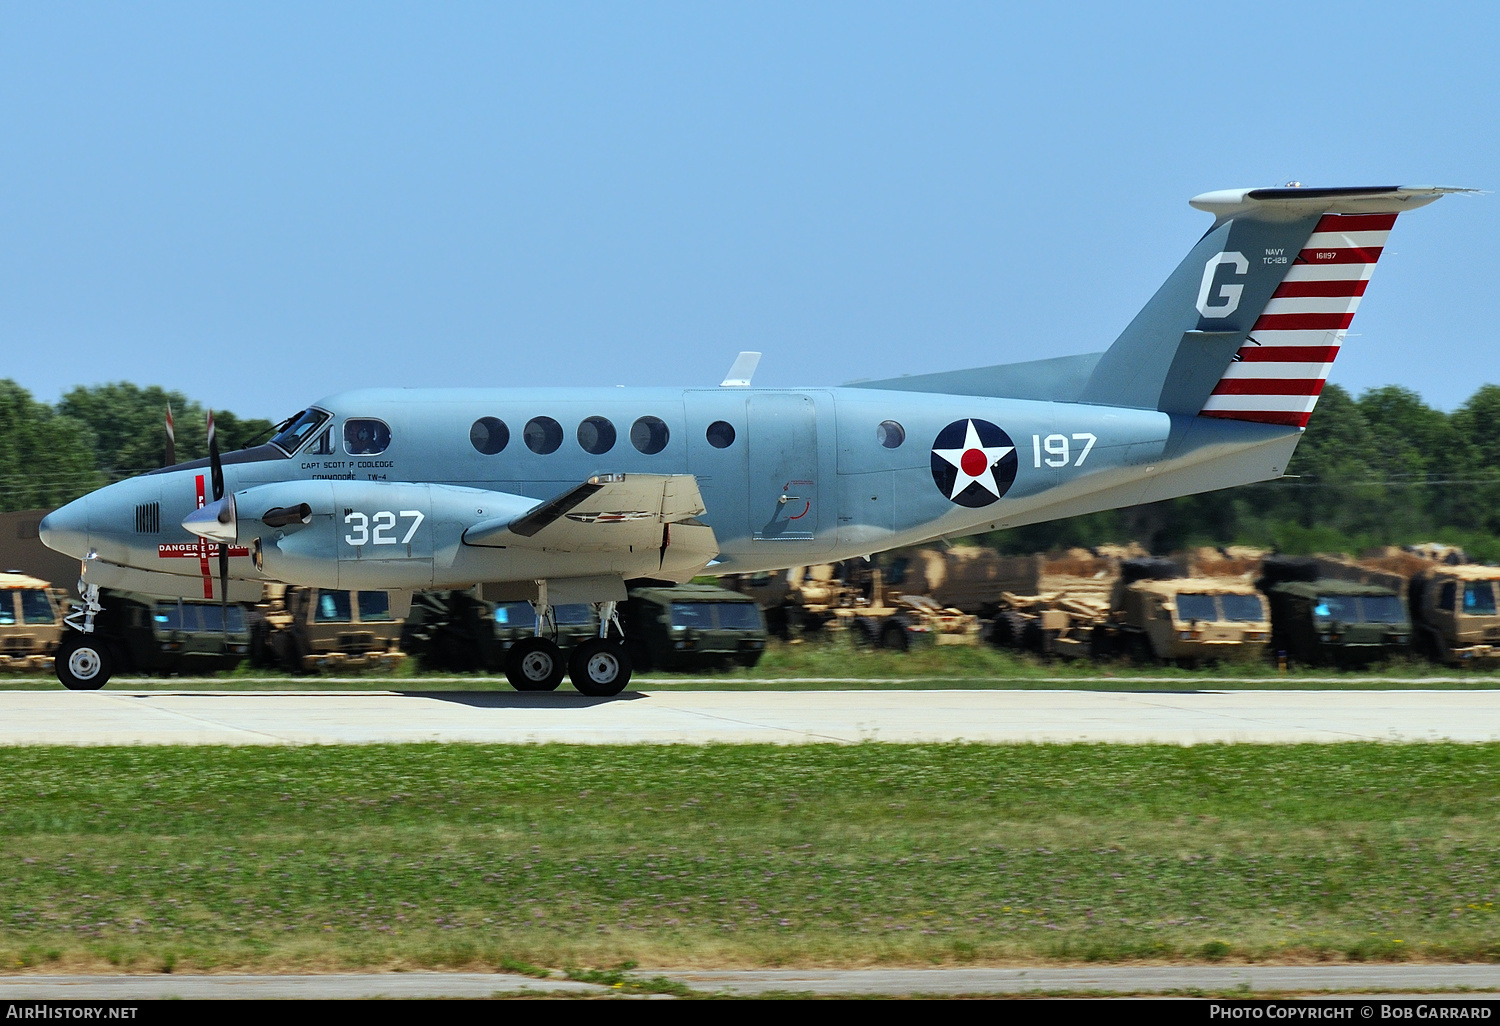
[55, 633, 112, 691]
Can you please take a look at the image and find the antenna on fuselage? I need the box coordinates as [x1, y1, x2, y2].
[720, 352, 762, 388]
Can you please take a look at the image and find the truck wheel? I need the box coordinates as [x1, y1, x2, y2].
[880, 619, 910, 652]
[991, 612, 1028, 649]
[506, 637, 566, 692]
[56, 633, 112, 691]
[569, 638, 633, 697]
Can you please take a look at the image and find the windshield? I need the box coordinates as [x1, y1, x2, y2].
[1314, 594, 1361, 624]
[715, 603, 762, 630]
[197, 604, 246, 633]
[553, 604, 593, 625]
[270, 409, 332, 455]
[1361, 595, 1407, 623]
[1175, 593, 1218, 622]
[493, 602, 535, 627]
[1464, 582, 1498, 616]
[19, 589, 54, 625]
[357, 592, 393, 622]
[314, 590, 352, 623]
[670, 601, 715, 628]
[1219, 593, 1265, 622]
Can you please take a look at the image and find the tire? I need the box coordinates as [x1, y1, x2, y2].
[880, 619, 910, 652]
[569, 638, 633, 697]
[505, 637, 566, 692]
[55, 632, 112, 691]
[990, 611, 1029, 649]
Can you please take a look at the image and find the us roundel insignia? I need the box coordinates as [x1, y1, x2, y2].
[930, 419, 1019, 507]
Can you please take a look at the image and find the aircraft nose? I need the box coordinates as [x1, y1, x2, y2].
[38, 497, 91, 558]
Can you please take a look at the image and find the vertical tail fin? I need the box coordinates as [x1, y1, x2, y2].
[1078, 186, 1470, 425]
[1201, 211, 1394, 427]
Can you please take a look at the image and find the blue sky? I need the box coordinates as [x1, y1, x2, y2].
[1, 2, 1495, 419]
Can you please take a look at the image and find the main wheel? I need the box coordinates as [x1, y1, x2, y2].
[55, 633, 112, 691]
[505, 637, 566, 691]
[569, 638, 633, 697]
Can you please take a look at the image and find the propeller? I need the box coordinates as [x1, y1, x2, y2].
[208, 410, 229, 638]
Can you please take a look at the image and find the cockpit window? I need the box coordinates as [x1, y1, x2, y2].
[344, 419, 391, 456]
[307, 427, 335, 456]
[270, 409, 332, 455]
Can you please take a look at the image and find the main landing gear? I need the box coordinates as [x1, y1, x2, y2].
[503, 597, 632, 697]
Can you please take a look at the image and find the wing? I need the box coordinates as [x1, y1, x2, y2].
[462, 474, 718, 579]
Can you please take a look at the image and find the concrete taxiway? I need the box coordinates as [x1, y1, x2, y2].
[0, 687, 1497, 745]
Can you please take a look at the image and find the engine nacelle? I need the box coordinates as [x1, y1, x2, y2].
[228, 480, 535, 590]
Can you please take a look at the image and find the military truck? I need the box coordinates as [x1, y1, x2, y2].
[1091, 560, 1270, 664]
[401, 589, 599, 672]
[251, 586, 405, 673]
[81, 590, 250, 676]
[1257, 558, 1410, 667]
[0, 572, 63, 672]
[622, 583, 767, 671]
[1408, 565, 1500, 665]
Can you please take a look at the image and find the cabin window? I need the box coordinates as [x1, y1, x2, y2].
[706, 420, 736, 449]
[524, 417, 563, 455]
[631, 416, 669, 455]
[578, 416, 616, 455]
[344, 419, 391, 456]
[471, 417, 509, 455]
[876, 420, 905, 448]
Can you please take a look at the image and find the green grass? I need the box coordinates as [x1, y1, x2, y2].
[1, 638, 1496, 691]
[0, 743, 1497, 973]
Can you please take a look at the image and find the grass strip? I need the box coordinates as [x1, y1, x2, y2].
[0, 742, 1497, 972]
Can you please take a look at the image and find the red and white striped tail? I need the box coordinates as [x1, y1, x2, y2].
[1199, 211, 1396, 428]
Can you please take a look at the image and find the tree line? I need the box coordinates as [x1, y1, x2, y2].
[3, 378, 1498, 560]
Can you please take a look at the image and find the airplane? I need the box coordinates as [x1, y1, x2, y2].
[38, 184, 1470, 694]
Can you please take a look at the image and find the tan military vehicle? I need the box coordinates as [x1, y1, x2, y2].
[1094, 562, 1270, 664]
[1408, 564, 1500, 665]
[251, 585, 406, 673]
[0, 572, 63, 671]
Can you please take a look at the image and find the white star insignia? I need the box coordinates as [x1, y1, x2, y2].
[932, 420, 1014, 501]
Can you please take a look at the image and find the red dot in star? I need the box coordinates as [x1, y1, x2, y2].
[960, 448, 988, 477]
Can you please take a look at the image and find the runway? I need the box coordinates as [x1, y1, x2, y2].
[1, 687, 1498, 745]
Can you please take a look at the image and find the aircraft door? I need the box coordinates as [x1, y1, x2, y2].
[749, 392, 833, 552]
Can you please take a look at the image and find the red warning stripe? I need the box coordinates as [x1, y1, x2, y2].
[1202, 409, 1313, 428]
[1253, 312, 1356, 331]
[1314, 212, 1398, 232]
[1211, 379, 1327, 396]
[1272, 279, 1369, 299]
[1234, 345, 1341, 363]
[1297, 246, 1383, 265]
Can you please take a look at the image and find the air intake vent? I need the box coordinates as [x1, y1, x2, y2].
[134, 502, 160, 534]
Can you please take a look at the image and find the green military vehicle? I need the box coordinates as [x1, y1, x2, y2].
[1408, 564, 1500, 665]
[251, 586, 405, 673]
[402, 589, 599, 672]
[1258, 559, 1410, 667]
[84, 589, 250, 677]
[1092, 559, 1270, 664]
[0, 572, 64, 672]
[623, 583, 767, 672]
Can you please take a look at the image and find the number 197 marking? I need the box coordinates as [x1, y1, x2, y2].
[1031, 433, 1097, 468]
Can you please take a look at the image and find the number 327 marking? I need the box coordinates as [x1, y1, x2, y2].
[1032, 433, 1097, 468]
[344, 510, 425, 546]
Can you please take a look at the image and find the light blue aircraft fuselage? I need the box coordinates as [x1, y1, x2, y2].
[37, 184, 1467, 691]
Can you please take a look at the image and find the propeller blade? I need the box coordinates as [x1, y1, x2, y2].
[207, 409, 225, 502]
[164, 403, 175, 468]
